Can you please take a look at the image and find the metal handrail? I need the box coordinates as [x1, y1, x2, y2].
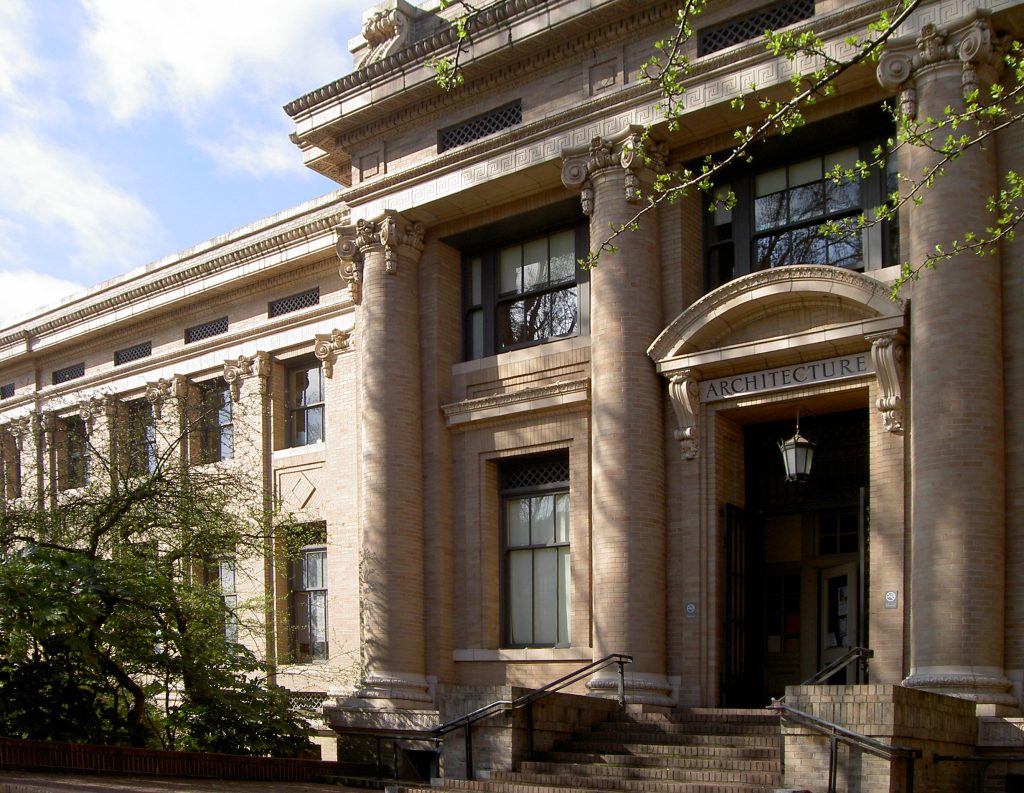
[769, 701, 921, 793]
[800, 646, 873, 687]
[331, 652, 633, 781]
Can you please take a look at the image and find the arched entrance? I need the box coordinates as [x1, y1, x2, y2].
[649, 266, 907, 707]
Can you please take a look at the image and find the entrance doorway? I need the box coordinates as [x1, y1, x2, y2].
[721, 409, 868, 707]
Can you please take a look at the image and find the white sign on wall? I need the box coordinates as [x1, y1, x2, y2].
[700, 353, 874, 403]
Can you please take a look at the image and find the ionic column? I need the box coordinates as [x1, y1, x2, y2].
[878, 11, 1014, 707]
[563, 127, 671, 705]
[337, 212, 430, 707]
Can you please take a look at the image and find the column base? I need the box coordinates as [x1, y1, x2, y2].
[903, 666, 1018, 707]
[588, 669, 674, 706]
[354, 670, 434, 708]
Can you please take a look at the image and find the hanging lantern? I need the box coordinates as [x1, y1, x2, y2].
[779, 411, 815, 482]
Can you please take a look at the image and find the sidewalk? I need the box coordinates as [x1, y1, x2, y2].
[0, 771, 372, 793]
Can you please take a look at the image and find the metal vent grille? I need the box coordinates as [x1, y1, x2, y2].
[699, 0, 814, 56]
[185, 316, 229, 344]
[0, 383, 13, 400]
[52, 362, 85, 385]
[501, 453, 569, 491]
[114, 341, 152, 366]
[289, 691, 330, 715]
[439, 101, 522, 153]
[269, 287, 320, 318]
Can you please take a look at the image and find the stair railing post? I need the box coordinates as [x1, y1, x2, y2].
[616, 658, 626, 709]
[828, 733, 838, 793]
[465, 723, 474, 780]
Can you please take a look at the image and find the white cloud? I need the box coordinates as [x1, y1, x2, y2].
[0, 1, 38, 101]
[195, 123, 308, 178]
[0, 131, 160, 274]
[0, 270, 84, 328]
[80, 0, 362, 124]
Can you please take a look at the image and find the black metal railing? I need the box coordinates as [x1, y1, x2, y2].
[801, 645, 873, 687]
[768, 701, 921, 793]
[332, 652, 633, 782]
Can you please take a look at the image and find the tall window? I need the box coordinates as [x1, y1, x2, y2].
[287, 361, 324, 447]
[462, 218, 588, 360]
[501, 454, 570, 648]
[59, 416, 89, 490]
[122, 399, 157, 477]
[217, 559, 238, 645]
[198, 380, 233, 463]
[0, 430, 20, 501]
[290, 534, 328, 662]
[705, 110, 896, 291]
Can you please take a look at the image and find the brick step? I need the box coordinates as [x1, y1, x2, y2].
[521, 757, 780, 776]
[505, 765, 781, 786]
[613, 708, 779, 725]
[561, 734, 778, 751]
[535, 747, 781, 766]
[432, 778, 779, 793]
[592, 721, 780, 736]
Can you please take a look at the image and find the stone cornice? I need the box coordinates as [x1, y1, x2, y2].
[0, 204, 348, 353]
[442, 378, 590, 427]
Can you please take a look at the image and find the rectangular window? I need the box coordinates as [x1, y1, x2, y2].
[185, 317, 229, 344]
[463, 222, 587, 360]
[0, 383, 14, 400]
[218, 559, 238, 645]
[287, 361, 325, 447]
[269, 288, 320, 318]
[198, 380, 233, 463]
[291, 538, 328, 663]
[59, 416, 89, 490]
[52, 362, 85, 385]
[114, 341, 152, 366]
[704, 111, 894, 292]
[501, 454, 570, 648]
[122, 399, 157, 477]
[0, 430, 20, 500]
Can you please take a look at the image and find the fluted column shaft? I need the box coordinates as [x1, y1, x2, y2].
[337, 212, 430, 706]
[879, 11, 1012, 706]
[563, 127, 670, 704]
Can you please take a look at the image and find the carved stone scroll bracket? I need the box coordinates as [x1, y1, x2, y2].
[867, 330, 906, 435]
[668, 371, 700, 460]
[561, 124, 667, 212]
[8, 416, 31, 452]
[223, 353, 270, 403]
[314, 329, 353, 379]
[145, 379, 172, 420]
[877, 11, 1008, 118]
[356, 5, 413, 70]
[336, 212, 426, 302]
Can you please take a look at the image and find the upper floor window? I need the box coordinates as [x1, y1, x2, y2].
[463, 223, 588, 360]
[122, 399, 157, 477]
[0, 430, 20, 500]
[705, 111, 896, 292]
[198, 380, 233, 463]
[287, 360, 324, 447]
[501, 453, 571, 648]
[217, 558, 238, 645]
[59, 416, 89, 490]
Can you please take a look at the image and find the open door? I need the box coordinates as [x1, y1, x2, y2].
[820, 561, 857, 682]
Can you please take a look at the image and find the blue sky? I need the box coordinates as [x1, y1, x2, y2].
[0, 0, 370, 327]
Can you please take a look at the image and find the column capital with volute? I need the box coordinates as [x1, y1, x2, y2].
[335, 210, 426, 304]
[561, 125, 667, 215]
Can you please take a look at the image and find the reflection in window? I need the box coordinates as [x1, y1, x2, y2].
[198, 380, 233, 463]
[291, 543, 328, 662]
[60, 416, 89, 490]
[122, 399, 157, 477]
[463, 222, 587, 360]
[501, 454, 571, 648]
[217, 559, 238, 645]
[0, 430, 20, 500]
[287, 362, 324, 447]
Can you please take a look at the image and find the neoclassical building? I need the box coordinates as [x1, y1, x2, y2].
[1, 0, 1023, 787]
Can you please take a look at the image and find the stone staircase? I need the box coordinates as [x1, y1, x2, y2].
[429, 708, 784, 793]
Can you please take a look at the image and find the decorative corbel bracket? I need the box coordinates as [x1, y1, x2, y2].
[668, 370, 700, 460]
[146, 379, 172, 420]
[867, 330, 906, 434]
[9, 416, 32, 451]
[78, 397, 106, 429]
[314, 329, 353, 379]
[356, 4, 414, 69]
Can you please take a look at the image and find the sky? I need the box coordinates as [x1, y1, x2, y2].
[0, 0, 371, 328]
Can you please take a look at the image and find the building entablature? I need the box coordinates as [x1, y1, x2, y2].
[0, 195, 348, 369]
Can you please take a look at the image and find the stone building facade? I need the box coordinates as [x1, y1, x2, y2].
[1, 0, 1023, 777]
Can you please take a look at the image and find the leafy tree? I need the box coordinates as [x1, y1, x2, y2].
[0, 408, 314, 756]
[430, 0, 1024, 293]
